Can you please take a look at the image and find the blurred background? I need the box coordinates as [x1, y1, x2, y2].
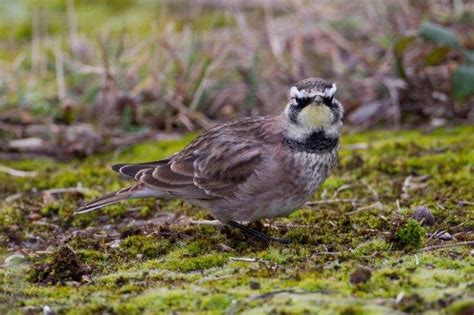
[0, 0, 473, 159]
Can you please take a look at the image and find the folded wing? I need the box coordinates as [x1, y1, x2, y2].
[110, 118, 274, 200]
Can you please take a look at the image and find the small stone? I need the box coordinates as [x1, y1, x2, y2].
[26, 213, 42, 221]
[412, 206, 435, 226]
[109, 239, 121, 248]
[396, 293, 424, 313]
[426, 263, 435, 270]
[249, 281, 261, 290]
[218, 244, 235, 252]
[136, 254, 144, 259]
[438, 232, 452, 241]
[4, 253, 26, 268]
[82, 275, 92, 283]
[350, 265, 372, 284]
[43, 305, 53, 315]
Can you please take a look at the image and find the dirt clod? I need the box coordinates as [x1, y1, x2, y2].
[28, 245, 89, 284]
[413, 206, 435, 226]
[350, 265, 372, 284]
[249, 281, 261, 290]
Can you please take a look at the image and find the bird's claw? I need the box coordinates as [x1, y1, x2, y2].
[228, 221, 290, 244]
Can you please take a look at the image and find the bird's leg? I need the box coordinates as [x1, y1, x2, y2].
[228, 221, 290, 244]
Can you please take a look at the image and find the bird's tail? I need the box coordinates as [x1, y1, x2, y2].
[76, 185, 141, 214]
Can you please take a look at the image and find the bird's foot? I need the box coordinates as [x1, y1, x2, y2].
[228, 221, 290, 244]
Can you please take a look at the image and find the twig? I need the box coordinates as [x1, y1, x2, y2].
[189, 46, 229, 111]
[160, 93, 215, 130]
[344, 143, 369, 150]
[31, 7, 40, 74]
[366, 184, 379, 200]
[395, 291, 404, 304]
[66, 0, 80, 59]
[189, 220, 224, 227]
[8, 137, 46, 151]
[396, 199, 401, 212]
[63, 56, 110, 75]
[263, 223, 315, 229]
[264, 2, 284, 61]
[416, 241, 474, 253]
[54, 38, 66, 100]
[0, 165, 37, 177]
[318, 23, 375, 67]
[312, 251, 342, 256]
[230, 257, 267, 263]
[200, 274, 235, 283]
[401, 175, 413, 200]
[427, 230, 444, 242]
[346, 202, 383, 215]
[401, 175, 429, 200]
[332, 184, 354, 198]
[382, 77, 406, 128]
[306, 198, 358, 206]
[4, 193, 23, 203]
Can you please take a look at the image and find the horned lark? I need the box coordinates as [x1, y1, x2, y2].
[77, 78, 344, 243]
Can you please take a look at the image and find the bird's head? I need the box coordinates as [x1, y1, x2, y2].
[284, 78, 344, 141]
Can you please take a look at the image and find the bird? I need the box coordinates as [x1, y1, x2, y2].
[76, 77, 344, 243]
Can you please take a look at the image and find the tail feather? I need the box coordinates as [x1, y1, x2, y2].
[75, 186, 136, 214]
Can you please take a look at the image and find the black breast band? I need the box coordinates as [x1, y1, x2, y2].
[283, 130, 339, 153]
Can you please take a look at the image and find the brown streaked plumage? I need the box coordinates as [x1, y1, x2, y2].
[77, 78, 344, 243]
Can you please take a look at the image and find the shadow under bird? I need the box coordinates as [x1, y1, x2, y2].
[76, 77, 344, 243]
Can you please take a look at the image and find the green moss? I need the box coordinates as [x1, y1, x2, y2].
[184, 240, 212, 257]
[447, 300, 474, 315]
[0, 126, 473, 313]
[338, 305, 372, 315]
[0, 206, 24, 230]
[75, 249, 110, 274]
[394, 219, 425, 250]
[353, 239, 389, 258]
[165, 254, 228, 273]
[258, 247, 296, 265]
[201, 294, 232, 311]
[120, 235, 172, 259]
[283, 227, 318, 244]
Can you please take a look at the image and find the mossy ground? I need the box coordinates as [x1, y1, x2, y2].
[0, 126, 473, 314]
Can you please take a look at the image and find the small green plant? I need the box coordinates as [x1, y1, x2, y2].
[395, 219, 425, 250]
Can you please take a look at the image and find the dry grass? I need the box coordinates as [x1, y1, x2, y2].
[0, 0, 473, 157]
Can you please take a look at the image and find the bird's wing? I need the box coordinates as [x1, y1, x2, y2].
[111, 158, 173, 178]
[113, 116, 280, 200]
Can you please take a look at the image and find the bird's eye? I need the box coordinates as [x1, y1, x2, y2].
[295, 96, 313, 107]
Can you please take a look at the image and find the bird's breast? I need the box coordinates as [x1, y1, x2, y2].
[292, 147, 339, 194]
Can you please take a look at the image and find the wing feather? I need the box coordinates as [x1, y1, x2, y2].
[139, 169, 213, 199]
[112, 116, 282, 201]
[111, 158, 172, 178]
[170, 160, 195, 177]
[152, 165, 194, 185]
